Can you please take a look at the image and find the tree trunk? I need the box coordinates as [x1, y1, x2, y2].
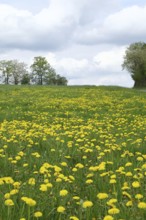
[134, 79, 146, 88]
[5, 76, 9, 84]
[40, 76, 43, 85]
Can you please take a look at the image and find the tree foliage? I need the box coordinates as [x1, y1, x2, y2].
[122, 42, 146, 87]
[0, 60, 28, 85]
[30, 56, 54, 85]
[11, 60, 28, 85]
[0, 60, 13, 84]
[30, 56, 67, 85]
[21, 73, 30, 85]
[0, 56, 68, 86]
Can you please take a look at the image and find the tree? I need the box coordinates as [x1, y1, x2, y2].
[0, 60, 13, 84]
[122, 42, 146, 87]
[30, 56, 55, 85]
[11, 60, 28, 85]
[21, 73, 30, 85]
[56, 74, 68, 85]
[44, 67, 57, 85]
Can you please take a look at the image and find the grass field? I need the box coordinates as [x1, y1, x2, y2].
[0, 85, 146, 220]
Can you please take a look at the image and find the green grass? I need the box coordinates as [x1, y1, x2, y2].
[0, 85, 146, 220]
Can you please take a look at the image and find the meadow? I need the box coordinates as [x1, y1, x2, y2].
[0, 85, 146, 220]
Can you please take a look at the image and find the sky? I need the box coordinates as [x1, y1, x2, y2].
[0, 0, 146, 87]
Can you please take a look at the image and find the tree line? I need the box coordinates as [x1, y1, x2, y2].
[122, 41, 146, 88]
[0, 56, 68, 85]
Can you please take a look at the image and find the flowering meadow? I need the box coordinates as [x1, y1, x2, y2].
[0, 85, 146, 220]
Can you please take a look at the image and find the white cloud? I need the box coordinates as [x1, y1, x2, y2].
[75, 5, 146, 45]
[93, 46, 126, 71]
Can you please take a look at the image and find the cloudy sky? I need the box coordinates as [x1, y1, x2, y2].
[0, 0, 146, 87]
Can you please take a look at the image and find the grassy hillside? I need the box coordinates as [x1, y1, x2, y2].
[0, 85, 146, 220]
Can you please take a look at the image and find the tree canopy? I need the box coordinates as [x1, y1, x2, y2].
[0, 56, 68, 86]
[122, 42, 146, 87]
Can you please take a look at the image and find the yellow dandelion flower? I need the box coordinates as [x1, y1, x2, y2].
[108, 207, 120, 215]
[103, 215, 114, 220]
[72, 168, 77, 172]
[125, 172, 132, 177]
[60, 162, 68, 167]
[137, 157, 143, 161]
[141, 164, 146, 169]
[110, 179, 116, 184]
[39, 184, 47, 191]
[132, 181, 140, 188]
[4, 199, 14, 206]
[57, 206, 65, 213]
[122, 191, 131, 199]
[10, 189, 19, 195]
[46, 183, 53, 188]
[56, 178, 62, 182]
[3, 177, 14, 184]
[28, 178, 35, 185]
[21, 197, 36, 206]
[70, 216, 79, 220]
[138, 202, 146, 209]
[125, 162, 132, 167]
[126, 201, 133, 207]
[82, 200, 93, 208]
[86, 179, 93, 184]
[4, 193, 11, 199]
[59, 189, 68, 196]
[34, 211, 43, 218]
[73, 196, 80, 200]
[135, 194, 143, 199]
[75, 163, 84, 168]
[97, 193, 108, 199]
[13, 181, 21, 189]
[107, 198, 117, 207]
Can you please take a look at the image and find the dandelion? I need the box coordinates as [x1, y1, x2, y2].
[21, 197, 36, 206]
[86, 179, 93, 184]
[110, 179, 116, 184]
[132, 181, 140, 188]
[125, 162, 132, 167]
[103, 215, 114, 220]
[10, 189, 19, 195]
[122, 191, 131, 199]
[82, 200, 93, 208]
[125, 172, 132, 177]
[70, 216, 79, 220]
[138, 202, 146, 209]
[75, 163, 84, 168]
[108, 207, 120, 214]
[137, 156, 143, 161]
[141, 163, 146, 170]
[28, 178, 35, 185]
[4, 193, 11, 199]
[126, 201, 133, 207]
[39, 184, 47, 191]
[4, 199, 14, 206]
[73, 196, 80, 200]
[57, 206, 65, 213]
[60, 162, 68, 167]
[34, 211, 43, 218]
[13, 181, 21, 189]
[107, 198, 117, 207]
[135, 194, 143, 199]
[59, 189, 68, 196]
[97, 193, 108, 199]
